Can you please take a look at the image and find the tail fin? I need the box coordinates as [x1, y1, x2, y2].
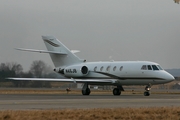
[42, 36, 83, 68]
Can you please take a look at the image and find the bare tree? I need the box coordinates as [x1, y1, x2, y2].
[11, 62, 23, 75]
[29, 60, 51, 88]
[0, 62, 23, 82]
[29, 60, 47, 78]
[0, 62, 23, 75]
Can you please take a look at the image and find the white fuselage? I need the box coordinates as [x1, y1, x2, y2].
[62, 61, 174, 86]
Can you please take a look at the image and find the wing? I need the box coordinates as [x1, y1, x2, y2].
[8, 78, 115, 84]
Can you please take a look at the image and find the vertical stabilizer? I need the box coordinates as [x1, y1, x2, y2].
[42, 36, 82, 68]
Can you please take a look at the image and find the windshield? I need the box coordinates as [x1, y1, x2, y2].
[157, 65, 163, 70]
[141, 65, 164, 71]
[152, 65, 159, 70]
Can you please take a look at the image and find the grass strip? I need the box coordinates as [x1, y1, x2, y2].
[0, 107, 180, 120]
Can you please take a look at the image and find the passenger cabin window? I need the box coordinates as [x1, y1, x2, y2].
[94, 66, 97, 71]
[106, 66, 110, 72]
[113, 66, 116, 71]
[152, 65, 159, 70]
[120, 66, 123, 71]
[100, 66, 104, 71]
[147, 65, 152, 70]
[141, 65, 147, 70]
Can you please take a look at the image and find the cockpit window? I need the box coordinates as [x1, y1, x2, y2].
[147, 65, 152, 70]
[157, 65, 163, 70]
[141, 65, 163, 71]
[141, 65, 147, 70]
[152, 65, 159, 70]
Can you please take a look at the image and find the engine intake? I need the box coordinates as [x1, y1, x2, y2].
[81, 66, 88, 74]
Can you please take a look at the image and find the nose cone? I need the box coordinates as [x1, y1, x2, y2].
[164, 71, 175, 82]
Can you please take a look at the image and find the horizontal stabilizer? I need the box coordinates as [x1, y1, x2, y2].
[8, 78, 115, 83]
[15, 48, 67, 55]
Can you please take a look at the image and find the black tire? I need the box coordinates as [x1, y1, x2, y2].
[86, 88, 91, 95]
[82, 90, 86, 95]
[144, 91, 150, 96]
[82, 88, 91, 95]
[113, 88, 121, 96]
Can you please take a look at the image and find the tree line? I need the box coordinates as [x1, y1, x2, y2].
[0, 60, 59, 88]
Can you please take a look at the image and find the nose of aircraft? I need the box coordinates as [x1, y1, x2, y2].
[164, 71, 175, 82]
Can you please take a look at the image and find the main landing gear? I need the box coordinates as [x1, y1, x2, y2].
[113, 86, 124, 96]
[144, 84, 151, 96]
[82, 83, 91, 95]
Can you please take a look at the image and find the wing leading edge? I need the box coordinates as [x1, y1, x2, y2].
[8, 78, 115, 83]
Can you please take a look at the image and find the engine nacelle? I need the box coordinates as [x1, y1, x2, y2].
[64, 65, 89, 78]
[54, 67, 64, 74]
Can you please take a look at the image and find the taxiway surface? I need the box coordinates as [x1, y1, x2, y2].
[0, 94, 180, 110]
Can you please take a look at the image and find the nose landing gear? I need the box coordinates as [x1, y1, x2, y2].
[144, 84, 151, 96]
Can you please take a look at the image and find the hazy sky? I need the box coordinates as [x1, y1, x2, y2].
[0, 0, 180, 71]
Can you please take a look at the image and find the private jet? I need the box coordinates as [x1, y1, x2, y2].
[10, 36, 175, 96]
